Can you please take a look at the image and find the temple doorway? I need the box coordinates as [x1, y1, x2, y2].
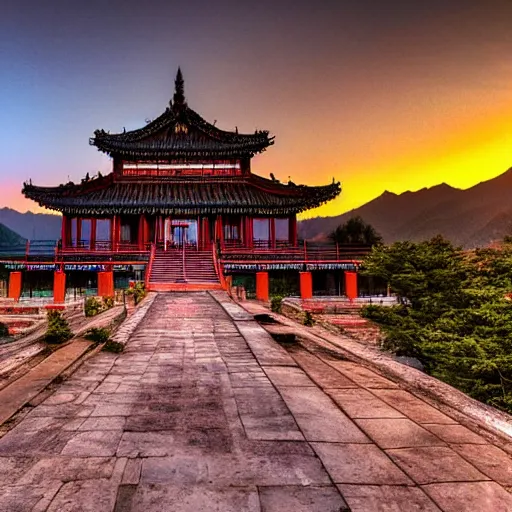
[163, 219, 198, 249]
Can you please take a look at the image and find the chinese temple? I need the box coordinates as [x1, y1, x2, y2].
[10, 69, 369, 301]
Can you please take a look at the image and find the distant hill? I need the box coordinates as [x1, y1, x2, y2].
[299, 168, 512, 248]
[0, 223, 26, 245]
[0, 208, 61, 241]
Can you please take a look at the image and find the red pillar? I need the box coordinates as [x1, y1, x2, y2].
[143, 215, 149, 249]
[76, 217, 82, 248]
[256, 271, 269, 302]
[345, 271, 358, 300]
[202, 217, 210, 248]
[216, 215, 224, 247]
[8, 272, 22, 301]
[246, 217, 253, 248]
[270, 218, 276, 249]
[111, 215, 120, 251]
[53, 271, 66, 304]
[90, 218, 97, 251]
[289, 215, 297, 246]
[98, 271, 114, 298]
[300, 271, 313, 300]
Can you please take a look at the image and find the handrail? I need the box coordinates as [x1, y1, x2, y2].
[212, 242, 227, 290]
[182, 240, 187, 282]
[145, 243, 156, 289]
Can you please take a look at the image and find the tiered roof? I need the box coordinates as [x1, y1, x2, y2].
[22, 174, 341, 216]
[22, 69, 342, 215]
[90, 69, 274, 159]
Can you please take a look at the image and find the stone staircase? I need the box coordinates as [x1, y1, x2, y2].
[148, 248, 222, 291]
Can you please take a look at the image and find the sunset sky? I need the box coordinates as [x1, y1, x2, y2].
[1, 0, 512, 218]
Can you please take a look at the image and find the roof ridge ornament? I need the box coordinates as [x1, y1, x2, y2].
[171, 67, 187, 112]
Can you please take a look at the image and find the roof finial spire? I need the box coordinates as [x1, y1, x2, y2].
[172, 67, 186, 110]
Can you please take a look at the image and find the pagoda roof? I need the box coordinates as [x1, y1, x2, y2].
[22, 173, 341, 216]
[90, 69, 274, 159]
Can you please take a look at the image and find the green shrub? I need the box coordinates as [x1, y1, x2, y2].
[270, 295, 283, 314]
[84, 327, 111, 343]
[103, 296, 115, 309]
[84, 297, 104, 317]
[103, 340, 124, 353]
[126, 282, 146, 305]
[45, 310, 72, 344]
[303, 311, 315, 326]
[0, 322, 9, 338]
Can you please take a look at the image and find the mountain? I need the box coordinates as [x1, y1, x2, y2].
[299, 168, 512, 248]
[0, 208, 62, 241]
[0, 223, 26, 245]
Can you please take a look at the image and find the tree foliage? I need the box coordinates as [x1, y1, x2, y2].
[329, 216, 382, 246]
[361, 236, 512, 413]
[45, 310, 72, 344]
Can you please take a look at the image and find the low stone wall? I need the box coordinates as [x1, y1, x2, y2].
[110, 293, 157, 347]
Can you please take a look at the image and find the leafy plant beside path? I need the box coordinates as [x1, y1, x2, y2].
[361, 236, 512, 413]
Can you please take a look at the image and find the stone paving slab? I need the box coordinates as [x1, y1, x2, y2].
[1, 292, 511, 511]
[0, 339, 92, 425]
[338, 484, 442, 511]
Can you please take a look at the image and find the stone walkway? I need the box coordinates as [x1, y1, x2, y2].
[1, 292, 511, 511]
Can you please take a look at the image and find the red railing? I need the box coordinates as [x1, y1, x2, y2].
[220, 240, 371, 262]
[145, 243, 156, 289]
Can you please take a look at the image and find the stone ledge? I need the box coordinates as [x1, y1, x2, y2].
[241, 301, 512, 445]
[110, 293, 157, 347]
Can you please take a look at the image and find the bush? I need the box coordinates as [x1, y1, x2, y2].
[270, 296, 283, 314]
[126, 282, 146, 305]
[303, 311, 315, 326]
[0, 322, 9, 338]
[103, 296, 115, 309]
[84, 297, 104, 317]
[45, 310, 72, 344]
[84, 327, 111, 343]
[103, 340, 124, 353]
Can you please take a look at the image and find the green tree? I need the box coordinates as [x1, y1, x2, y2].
[361, 236, 512, 413]
[329, 216, 382, 246]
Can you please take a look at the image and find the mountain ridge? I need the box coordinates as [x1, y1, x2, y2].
[299, 168, 512, 248]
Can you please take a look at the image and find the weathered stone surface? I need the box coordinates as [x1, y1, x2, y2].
[327, 388, 405, 419]
[46, 478, 118, 512]
[127, 484, 261, 512]
[117, 431, 176, 457]
[61, 430, 122, 456]
[0, 483, 62, 512]
[312, 443, 412, 484]
[0, 456, 36, 486]
[236, 322, 296, 366]
[386, 446, 489, 484]
[325, 360, 399, 389]
[1, 292, 509, 512]
[263, 366, 316, 387]
[280, 386, 369, 443]
[338, 484, 441, 511]
[259, 485, 348, 512]
[372, 389, 457, 424]
[355, 418, 444, 449]
[422, 423, 487, 444]
[207, 452, 331, 486]
[234, 386, 304, 441]
[0, 428, 74, 456]
[78, 416, 126, 431]
[122, 458, 142, 485]
[18, 457, 116, 485]
[422, 481, 512, 512]
[289, 349, 357, 389]
[450, 443, 512, 485]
